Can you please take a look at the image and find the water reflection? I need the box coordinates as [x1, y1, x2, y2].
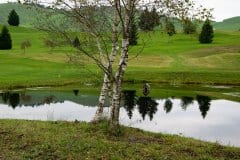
[9, 93, 20, 109]
[0, 91, 213, 119]
[43, 95, 56, 104]
[163, 99, 173, 113]
[122, 90, 137, 119]
[1, 92, 20, 109]
[2, 92, 10, 103]
[181, 96, 194, 110]
[0, 92, 61, 108]
[137, 97, 158, 120]
[122, 90, 158, 120]
[1, 89, 240, 146]
[73, 89, 79, 96]
[196, 95, 211, 119]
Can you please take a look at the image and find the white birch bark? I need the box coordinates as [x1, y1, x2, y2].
[110, 38, 129, 126]
[93, 1, 119, 121]
[110, 0, 132, 127]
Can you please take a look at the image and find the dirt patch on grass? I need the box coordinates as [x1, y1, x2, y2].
[129, 55, 173, 68]
[183, 46, 240, 58]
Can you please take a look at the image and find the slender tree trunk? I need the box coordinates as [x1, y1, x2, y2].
[93, 2, 119, 121]
[110, 0, 131, 127]
[94, 75, 109, 120]
[110, 38, 129, 127]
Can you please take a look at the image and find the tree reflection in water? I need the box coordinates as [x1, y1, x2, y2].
[73, 89, 79, 96]
[196, 95, 211, 119]
[1, 92, 10, 103]
[1, 92, 20, 109]
[163, 99, 173, 113]
[137, 97, 158, 121]
[122, 90, 137, 119]
[181, 96, 194, 110]
[0, 90, 213, 120]
[0, 92, 59, 109]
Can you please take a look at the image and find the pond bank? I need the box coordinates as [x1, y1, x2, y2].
[0, 119, 240, 159]
[0, 79, 240, 92]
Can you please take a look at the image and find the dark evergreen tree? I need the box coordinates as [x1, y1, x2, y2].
[129, 18, 138, 46]
[73, 36, 80, 48]
[139, 7, 159, 31]
[8, 9, 20, 26]
[199, 20, 214, 44]
[151, 7, 160, 27]
[139, 7, 153, 31]
[165, 21, 176, 36]
[0, 26, 12, 50]
[183, 19, 196, 34]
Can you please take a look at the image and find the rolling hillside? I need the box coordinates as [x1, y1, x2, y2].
[0, 2, 39, 27]
[1, 2, 240, 31]
[213, 16, 240, 31]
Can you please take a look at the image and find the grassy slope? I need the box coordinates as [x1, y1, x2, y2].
[0, 25, 102, 89]
[0, 24, 240, 89]
[126, 31, 240, 85]
[0, 120, 240, 160]
[214, 16, 240, 31]
[0, 3, 239, 88]
[0, 3, 39, 27]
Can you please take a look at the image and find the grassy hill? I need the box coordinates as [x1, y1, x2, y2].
[0, 2, 40, 27]
[0, 3, 240, 89]
[1, 2, 240, 31]
[0, 23, 240, 89]
[213, 16, 240, 31]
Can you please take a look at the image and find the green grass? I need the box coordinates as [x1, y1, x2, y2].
[0, 119, 240, 160]
[0, 23, 240, 89]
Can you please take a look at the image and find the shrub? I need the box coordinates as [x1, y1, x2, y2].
[183, 19, 196, 34]
[20, 40, 31, 53]
[165, 21, 176, 36]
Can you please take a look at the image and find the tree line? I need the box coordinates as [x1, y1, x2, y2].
[129, 6, 214, 46]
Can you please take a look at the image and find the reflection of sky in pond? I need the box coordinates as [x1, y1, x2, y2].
[0, 98, 240, 147]
[121, 99, 240, 147]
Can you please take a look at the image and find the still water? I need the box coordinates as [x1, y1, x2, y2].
[0, 89, 240, 146]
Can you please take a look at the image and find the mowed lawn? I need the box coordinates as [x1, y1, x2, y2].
[0, 25, 240, 88]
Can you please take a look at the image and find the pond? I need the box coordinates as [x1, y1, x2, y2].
[0, 86, 240, 147]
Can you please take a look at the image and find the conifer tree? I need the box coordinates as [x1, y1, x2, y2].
[8, 9, 20, 26]
[199, 20, 214, 44]
[129, 18, 138, 46]
[0, 26, 12, 50]
[139, 7, 160, 31]
[73, 36, 80, 48]
[151, 7, 160, 27]
[139, 7, 153, 31]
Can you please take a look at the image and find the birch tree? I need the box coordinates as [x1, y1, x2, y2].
[24, 0, 211, 128]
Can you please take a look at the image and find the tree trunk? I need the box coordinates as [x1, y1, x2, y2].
[93, 3, 119, 121]
[110, 38, 129, 127]
[93, 74, 110, 120]
[110, 0, 131, 128]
